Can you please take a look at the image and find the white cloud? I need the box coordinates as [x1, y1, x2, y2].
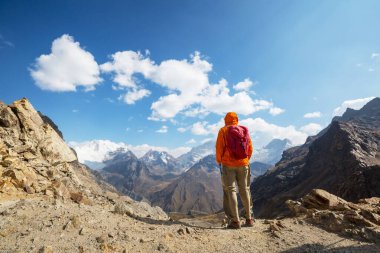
[30, 34, 102, 92]
[304, 111, 322, 118]
[189, 117, 323, 148]
[269, 107, 285, 116]
[119, 88, 151, 104]
[368, 68, 375, 72]
[240, 118, 308, 147]
[299, 123, 323, 136]
[186, 139, 196, 144]
[199, 79, 276, 116]
[201, 138, 214, 144]
[333, 97, 375, 116]
[72, 109, 79, 113]
[156, 125, 168, 133]
[0, 34, 14, 48]
[100, 50, 155, 89]
[371, 53, 380, 59]
[101, 50, 282, 119]
[191, 121, 210, 135]
[177, 127, 187, 133]
[69, 139, 191, 160]
[233, 78, 254, 91]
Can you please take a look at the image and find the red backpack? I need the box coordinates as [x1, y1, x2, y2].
[226, 125, 250, 159]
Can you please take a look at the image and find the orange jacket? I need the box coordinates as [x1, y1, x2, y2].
[215, 112, 253, 167]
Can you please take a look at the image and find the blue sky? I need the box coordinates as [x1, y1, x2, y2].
[1, 0, 379, 157]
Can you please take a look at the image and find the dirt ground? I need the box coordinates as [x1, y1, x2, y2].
[1, 196, 379, 253]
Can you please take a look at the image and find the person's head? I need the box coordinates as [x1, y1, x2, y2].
[224, 112, 238, 126]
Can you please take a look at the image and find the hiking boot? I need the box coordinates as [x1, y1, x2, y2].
[245, 218, 254, 227]
[227, 221, 241, 229]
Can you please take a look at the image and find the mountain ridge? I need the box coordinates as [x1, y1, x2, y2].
[252, 97, 380, 218]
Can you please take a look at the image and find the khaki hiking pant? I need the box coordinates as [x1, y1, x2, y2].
[221, 165, 252, 223]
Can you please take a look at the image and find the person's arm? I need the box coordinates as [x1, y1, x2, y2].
[215, 128, 225, 165]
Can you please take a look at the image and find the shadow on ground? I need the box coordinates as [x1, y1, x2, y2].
[280, 242, 380, 253]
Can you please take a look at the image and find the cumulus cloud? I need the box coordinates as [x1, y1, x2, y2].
[119, 88, 151, 104]
[299, 123, 323, 136]
[100, 51, 155, 88]
[333, 97, 375, 116]
[304, 112, 322, 118]
[156, 125, 168, 133]
[269, 107, 285, 116]
[30, 34, 102, 92]
[101, 50, 282, 119]
[233, 78, 254, 91]
[191, 121, 210, 135]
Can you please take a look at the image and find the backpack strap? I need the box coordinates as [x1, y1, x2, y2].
[221, 126, 229, 164]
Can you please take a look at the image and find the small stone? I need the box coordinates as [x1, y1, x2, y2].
[96, 235, 107, 243]
[108, 233, 114, 238]
[71, 216, 80, 228]
[164, 233, 174, 240]
[79, 227, 85, 235]
[157, 243, 165, 251]
[99, 243, 108, 252]
[78, 246, 85, 253]
[185, 227, 191, 234]
[0, 210, 11, 216]
[38, 246, 53, 253]
[177, 228, 185, 235]
[63, 221, 73, 230]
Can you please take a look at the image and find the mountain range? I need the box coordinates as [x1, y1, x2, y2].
[251, 97, 380, 218]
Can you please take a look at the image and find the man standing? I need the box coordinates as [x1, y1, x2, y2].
[216, 112, 254, 229]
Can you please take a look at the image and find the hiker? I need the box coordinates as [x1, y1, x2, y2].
[216, 112, 254, 229]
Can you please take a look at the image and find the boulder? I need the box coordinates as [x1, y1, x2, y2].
[287, 189, 380, 243]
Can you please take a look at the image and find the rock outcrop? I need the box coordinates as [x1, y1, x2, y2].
[0, 98, 168, 220]
[252, 97, 380, 218]
[287, 189, 380, 243]
[0, 98, 79, 197]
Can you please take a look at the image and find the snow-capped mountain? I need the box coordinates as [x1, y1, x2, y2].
[68, 140, 128, 169]
[177, 141, 215, 169]
[140, 150, 185, 175]
[252, 138, 293, 165]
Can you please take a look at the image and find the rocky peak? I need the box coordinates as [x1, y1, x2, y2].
[177, 141, 215, 169]
[334, 97, 380, 124]
[0, 98, 91, 199]
[141, 150, 173, 164]
[104, 149, 137, 166]
[252, 97, 380, 218]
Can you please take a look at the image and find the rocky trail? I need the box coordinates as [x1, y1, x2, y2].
[1, 194, 380, 253]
